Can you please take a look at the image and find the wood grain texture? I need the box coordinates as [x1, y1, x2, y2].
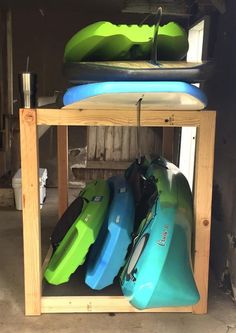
[19, 108, 41, 315]
[162, 128, 174, 162]
[87, 126, 97, 160]
[41, 296, 192, 313]
[57, 126, 68, 218]
[121, 127, 130, 160]
[87, 160, 131, 170]
[129, 127, 137, 160]
[192, 111, 216, 314]
[96, 127, 105, 160]
[104, 126, 113, 160]
[113, 127, 122, 161]
[37, 109, 203, 127]
[62, 94, 205, 111]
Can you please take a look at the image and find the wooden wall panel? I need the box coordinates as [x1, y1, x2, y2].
[104, 126, 114, 160]
[88, 126, 162, 164]
[121, 127, 130, 160]
[113, 127, 122, 161]
[81, 126, 162, 180]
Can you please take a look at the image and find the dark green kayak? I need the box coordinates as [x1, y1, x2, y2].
[64, 21, 188, 62]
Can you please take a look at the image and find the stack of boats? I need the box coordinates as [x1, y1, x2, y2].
[44, 17, 212, 309]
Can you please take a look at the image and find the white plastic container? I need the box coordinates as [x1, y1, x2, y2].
[12, 168, 47, 210]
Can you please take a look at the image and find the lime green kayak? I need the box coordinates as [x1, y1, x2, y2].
[44, 180, 109, 285]
[64, 21, 188, 62]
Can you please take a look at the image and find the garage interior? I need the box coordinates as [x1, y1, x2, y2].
[0, 0, 236, 331]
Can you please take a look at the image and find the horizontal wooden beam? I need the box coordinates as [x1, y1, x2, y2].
[87, 160, 131, 170]
[41, 296, 192, 313]
[35, 108, 209, 127]
[41, 248, 192, 314]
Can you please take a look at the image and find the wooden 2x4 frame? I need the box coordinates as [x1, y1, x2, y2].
[19, 107, 216, 316]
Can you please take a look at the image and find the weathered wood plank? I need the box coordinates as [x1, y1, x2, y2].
[129, 127, 137, 160]
[57, 126, 68, 218]
[95, 127, 105, 160]
[87, 160, 131, 170]
[87, 126, 97, 160]
[121, 127, 130, 160]
[113, 127, 122, 161]
[162, 128, 174, 161]
[104, 126, 113, 160]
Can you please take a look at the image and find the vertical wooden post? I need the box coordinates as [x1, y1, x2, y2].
[57, 126, 68, 218]
[19, 108, 41, 316]
[162, 128, 174, 162]
[6, 9, 13, 116]
[192, 111, 216, 314]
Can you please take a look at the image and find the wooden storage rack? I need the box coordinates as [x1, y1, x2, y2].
[19, 106, 216, 316]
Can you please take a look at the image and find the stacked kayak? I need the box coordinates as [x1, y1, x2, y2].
[63, 81, 207, 111]
[64, 21, 188, 62]
[64, 60, 213, 84]
[120, 157, 200, 309]
[63, 21, 213, 84]
[62, 22, 208, 111]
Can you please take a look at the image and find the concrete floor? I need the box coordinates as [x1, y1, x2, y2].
[0, 189, 235, 333]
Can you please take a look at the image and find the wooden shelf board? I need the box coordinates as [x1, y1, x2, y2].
[42, 247, 194, 314]
[41, 296, 192, 313]
[36, 109, 205, 127]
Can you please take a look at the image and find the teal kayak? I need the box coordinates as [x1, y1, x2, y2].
[120, 157, 199, 309]
[64, 21, 188, 62]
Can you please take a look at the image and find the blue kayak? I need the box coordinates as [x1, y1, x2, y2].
[85, 175, 135, 290]
[63, 81, 207, 110]
[120, 157, 200, 309]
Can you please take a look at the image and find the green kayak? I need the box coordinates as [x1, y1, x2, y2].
[64, 21, 188, 62]
[44, 180, 109, 285]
